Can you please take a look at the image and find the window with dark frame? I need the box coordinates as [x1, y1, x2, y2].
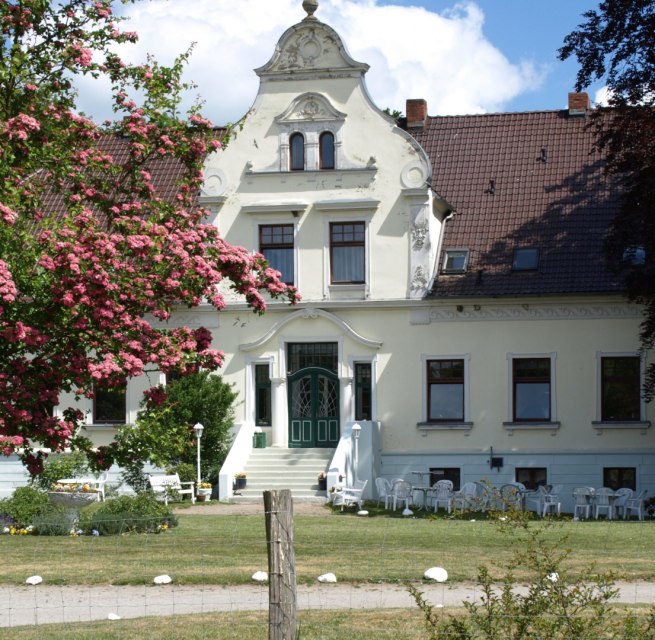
[93, 384, 126, 424]
[354, 362, 372, 420]
[255, 364, 271, 426]
[287, 342, 338, 374]
[259, 224, 294, 285]
[429, 468, 461, 491]
[601, 356, 641, 421]
[330, 222, 365, 284]
[427, 359, 464, 422]
[603, 467, 636, 491]
[289, 132, 305, 171]
[512, 358, 551, 421]
[319, 131, 335, 170]
[515, 467, 548, 491]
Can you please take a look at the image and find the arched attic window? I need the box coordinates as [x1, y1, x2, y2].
[289, 132, 305, 171]
[319, 131, 335, 170]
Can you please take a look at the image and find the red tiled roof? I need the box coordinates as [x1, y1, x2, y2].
[408, 110, 625, 298]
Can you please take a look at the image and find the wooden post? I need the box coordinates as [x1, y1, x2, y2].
[264, 489, 297, 640]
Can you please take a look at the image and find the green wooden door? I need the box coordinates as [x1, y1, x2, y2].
[288, 367, 339, 448]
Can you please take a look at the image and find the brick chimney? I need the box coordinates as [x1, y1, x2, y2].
[568, 92, 590, 116]
[406, 99, 427, 127]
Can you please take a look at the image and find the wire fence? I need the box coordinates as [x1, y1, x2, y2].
[2, 501, 655, 638]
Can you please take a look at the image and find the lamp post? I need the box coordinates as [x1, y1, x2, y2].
[193, 422, 204, 490]
[352, 422, 361, 484]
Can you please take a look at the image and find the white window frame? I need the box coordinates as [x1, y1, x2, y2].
[418, 353, 472, 429]
[348, 355, 377, 422]
[245, 357, 275, 427]
[505, 352, 559, 429]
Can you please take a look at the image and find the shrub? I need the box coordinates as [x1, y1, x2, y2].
[30, 452, 89, 491]
[0, 486, 51, 527]
[32, 507, 73, 536]
[410, 511, 655, 639]
[167, 462, 195, 483]
[78, 493, 177, 535]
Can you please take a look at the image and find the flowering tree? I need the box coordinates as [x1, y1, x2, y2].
[0, 0, 298, 475]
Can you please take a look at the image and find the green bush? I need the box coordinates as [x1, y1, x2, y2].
[0, 486, 51, 527]
[78, 493, 177, 535]
[30, 452, 89, 491]
[32, 507, 73, 536]
[167, 462, 195, 483]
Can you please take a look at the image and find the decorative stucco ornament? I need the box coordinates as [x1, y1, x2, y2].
[412, 224, 429, 249]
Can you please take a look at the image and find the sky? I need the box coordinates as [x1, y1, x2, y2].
[76, 0, 606, 125]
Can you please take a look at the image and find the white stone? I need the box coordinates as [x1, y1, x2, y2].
[317, 573, 337, 583]
[546, 572, 559, 583]
[153, 574, 172, 585]
[107, 613, 121, 620]
[25, 575, 42, 585]
[357, 510, 369, 516]
[252, 571, 268, 582]
[424, 567, 448, 582]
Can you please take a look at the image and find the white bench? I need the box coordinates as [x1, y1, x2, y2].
[148, 474, 195, 505]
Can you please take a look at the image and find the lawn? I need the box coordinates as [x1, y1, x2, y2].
[2, 505, 654, 586]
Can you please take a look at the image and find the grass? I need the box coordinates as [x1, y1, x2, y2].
[7, 609, 430, 639]
[2, 503, 654, 586]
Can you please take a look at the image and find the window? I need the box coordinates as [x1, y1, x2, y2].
[287, 342, 338, 374]
[429, 468, 460, 491]
[259, 224, 294, 285]
[319, 131, 335, 170]
[512, 247, 539, 271]
[330, 222, 365, 284]
[622, 246, 645, 266]
[289, 132, 305, 171]
[93, 384, 126, 424]
[601, 356, 641, 421]
[427, 359, 464, 421]
[255, 364, 271, 426]
[516, 468, 547, 491]
[603, 467, 636, 491]
[512, 357, 551, 421]
[354, 362, 372, 420]
[442, 249, 468, 273]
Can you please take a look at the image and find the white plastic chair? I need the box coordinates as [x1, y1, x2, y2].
[95, 470, 109, 502]
[452, 482, 478, 511]
[624, 489, 647, 520]
[594, 487, 615, 519]
[525, 485, 549, 514]
[375, 477, 392, 508]
[573, 487, 593, 519]
[612, 488, 633, 518]
[500, 483, 525, 511]
[390, 479, 413, 511]
[541, 485, 562, 517]
[429, 480, 454, 513]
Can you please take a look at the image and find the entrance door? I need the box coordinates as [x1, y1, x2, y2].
[288, 367, 339, 448]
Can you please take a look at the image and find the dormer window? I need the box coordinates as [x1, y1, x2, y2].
[622, 246, 645, 266]
[442, 250, 468, 274]
[512, 247, 539, 271]
[289, 132, 305, 171]
[320, 131, 335, 170]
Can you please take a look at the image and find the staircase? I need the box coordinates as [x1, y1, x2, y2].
[233, 448, 335, 502]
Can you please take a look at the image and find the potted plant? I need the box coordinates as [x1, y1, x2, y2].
[197, 482, 212, 501]
[318, 472, 327, 491]
[234, 473, 247, 490]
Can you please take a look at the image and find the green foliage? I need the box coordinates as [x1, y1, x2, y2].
[0, 486, 51, 527]
[167, 462, 195, 483]
[115, 371, 237, 483]
[78, 493, 177, 535]
[29, 451, 90, 491]
[410, 513, 655, 639]
[32, 508, 73, 536]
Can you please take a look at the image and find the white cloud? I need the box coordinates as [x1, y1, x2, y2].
[593, 86, 611, 107]
[75, 0, 546, 124]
